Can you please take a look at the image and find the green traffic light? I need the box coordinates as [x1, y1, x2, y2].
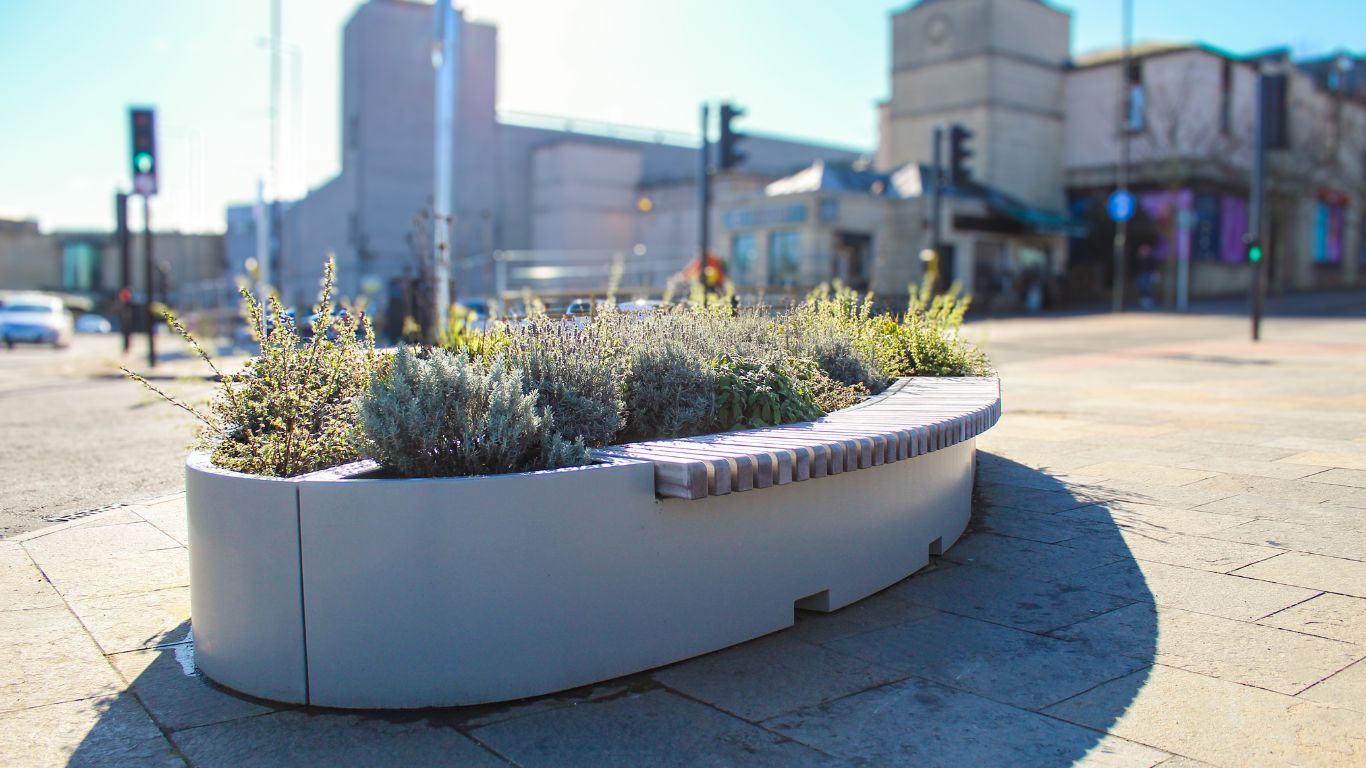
[1249, 246, 1263, 263]
[135, 152, 153, 173]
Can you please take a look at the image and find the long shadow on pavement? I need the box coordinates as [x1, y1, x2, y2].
[70, 451, 1158, 767]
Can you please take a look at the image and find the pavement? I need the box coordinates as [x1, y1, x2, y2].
[3, 303, 1366, 766]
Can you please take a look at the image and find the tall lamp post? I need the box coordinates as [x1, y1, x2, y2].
[1111, 0, 1133, 313]
[431, 0, 460, 338]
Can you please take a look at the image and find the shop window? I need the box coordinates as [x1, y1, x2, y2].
[1314, 201, 1345, 264]
[1219, 60, 1233, 135]
[1122, 61, 1145, 133]
[730, 234, 756, 287]
[61, 241, 102, 292]
[768, 230, 802, 289]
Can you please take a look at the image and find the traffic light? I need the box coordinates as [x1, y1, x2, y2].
[129, 108, 158, 196]
[719, 102, 746, 171]
[949, 124, 973, 184]
[1246, 236, 1263, 264]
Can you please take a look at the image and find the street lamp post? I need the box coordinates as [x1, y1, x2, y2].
[431, 0, 460, 339]
[1112, 0, 1133, 313]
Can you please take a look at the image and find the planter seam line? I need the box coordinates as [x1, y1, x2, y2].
[295, 483, 311, 706]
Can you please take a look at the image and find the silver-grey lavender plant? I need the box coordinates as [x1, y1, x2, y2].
[358, 347, 590, 478]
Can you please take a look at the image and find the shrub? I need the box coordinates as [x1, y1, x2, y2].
[619, 340, 716, 442]
[710, 354, 822, 431]
[358, 346, 589, 478]
[783, 283, 887, 391]
[500, 318, 625, 447]
[875, 282, 992, 378]
[126, 259, 383, 477]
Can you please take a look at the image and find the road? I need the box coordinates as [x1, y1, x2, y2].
[1, 291, 1362, 538]
[0, 333, 220, 538]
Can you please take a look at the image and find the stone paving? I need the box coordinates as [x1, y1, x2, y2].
[3, 309, 1365, 766]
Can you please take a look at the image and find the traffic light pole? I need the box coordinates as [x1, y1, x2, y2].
[143, 195, 156, 368]
[1250, 70, 1268, 342]
[697, 103, 711, 299]
[1112, 0, 1132, 313]
[116, 192, 132, 353]
[931, 126, 944, 277]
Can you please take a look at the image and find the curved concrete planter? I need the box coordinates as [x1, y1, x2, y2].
[187, 380, 993, 709]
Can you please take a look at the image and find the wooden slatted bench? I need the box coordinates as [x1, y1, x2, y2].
[594, 376, 1002, 500]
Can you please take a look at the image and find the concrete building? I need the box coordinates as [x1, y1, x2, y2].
[0, 216, 228, 321]
[269, 0, 859, 318]
[1064, 43, 1365, 303]
[250, 0, 1362, 318]
[722, 0, 1364, 311]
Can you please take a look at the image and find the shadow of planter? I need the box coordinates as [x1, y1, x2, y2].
[69, 451, 1157, 766]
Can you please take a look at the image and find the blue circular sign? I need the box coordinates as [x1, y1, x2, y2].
[1107, 190, 1135, 223]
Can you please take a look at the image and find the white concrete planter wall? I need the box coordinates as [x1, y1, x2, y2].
[186, 377, 997, 709]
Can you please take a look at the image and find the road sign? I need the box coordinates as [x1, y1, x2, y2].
[1107, 189, 1135, 222]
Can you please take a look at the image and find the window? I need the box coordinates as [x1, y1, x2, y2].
[1314, 200, 1345, 264]
[1219, 60, 1233, 135]
[61, 241, 102, 292]
[768, 230, 802, 288]
[1123, 61, 1145, 132]
[730, 234, 756, 287]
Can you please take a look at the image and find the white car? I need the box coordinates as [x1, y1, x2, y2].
[1, 294, 74, 349]
[75, 313, 114, 334]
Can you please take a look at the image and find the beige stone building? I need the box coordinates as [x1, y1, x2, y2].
[713, 0, 1363, 310]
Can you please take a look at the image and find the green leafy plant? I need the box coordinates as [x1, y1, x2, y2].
[439, 305, 510, 362]
[710, 354, 823, 431]
[358, 346, 589, 478]
[125, 258, 383, 477]
[875, 281, 992, 378]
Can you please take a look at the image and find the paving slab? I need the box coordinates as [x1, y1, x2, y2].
[0, 541, 65, 611]
[0, 606, 126, 715]
[941, 531, 1125, 582]
[1304, 467, 1366, 489]
[781, 591, 938, 645]
[1055, 603, 1363, 695]
[1046, 665, 1366, 767]
[1258, 592, 1366, 643]
[106, 644, 282, 732]
[765, 676, 1170, 768]
[1297, 659, 1366, 713]
[1211, 517, 1366, 562]
[886, 559, 1135, 633]
[0, 695, 183, 768]
[1061, 525, 1283, 574]
[1071, 557, 1319, 622]
[973, 504, 1105, 544]
[653, 633, 907, 722]
[67, 587, 191, 654]
[826, 610, 1149, 710]
[1232, 551, 1366, 598]
[136, 498, 189, 546]
[172, 709, 510, 768]
[1057, 500, 1253, 536]
[469, 688, 836, 767]
[1072, 461, 1219, 487]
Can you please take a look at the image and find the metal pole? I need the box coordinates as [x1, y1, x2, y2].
[143, 195, 156, 367]
[1250, 69, 1267, 342]
[697, 103, 711, 298]
[432, 0, 459, 337]
[254, 178, 269, 318]
[1176, 202, 1190, 311]
[932, 126, 944, 263]
[116, 192, 131, 353]
[1112, 0, 1132, 313]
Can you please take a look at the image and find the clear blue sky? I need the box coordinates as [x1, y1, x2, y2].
[0, 0, 1360, 233]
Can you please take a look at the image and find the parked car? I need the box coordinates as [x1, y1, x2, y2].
[74, 313, 113, 334]
[0, 294, 74, 349]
